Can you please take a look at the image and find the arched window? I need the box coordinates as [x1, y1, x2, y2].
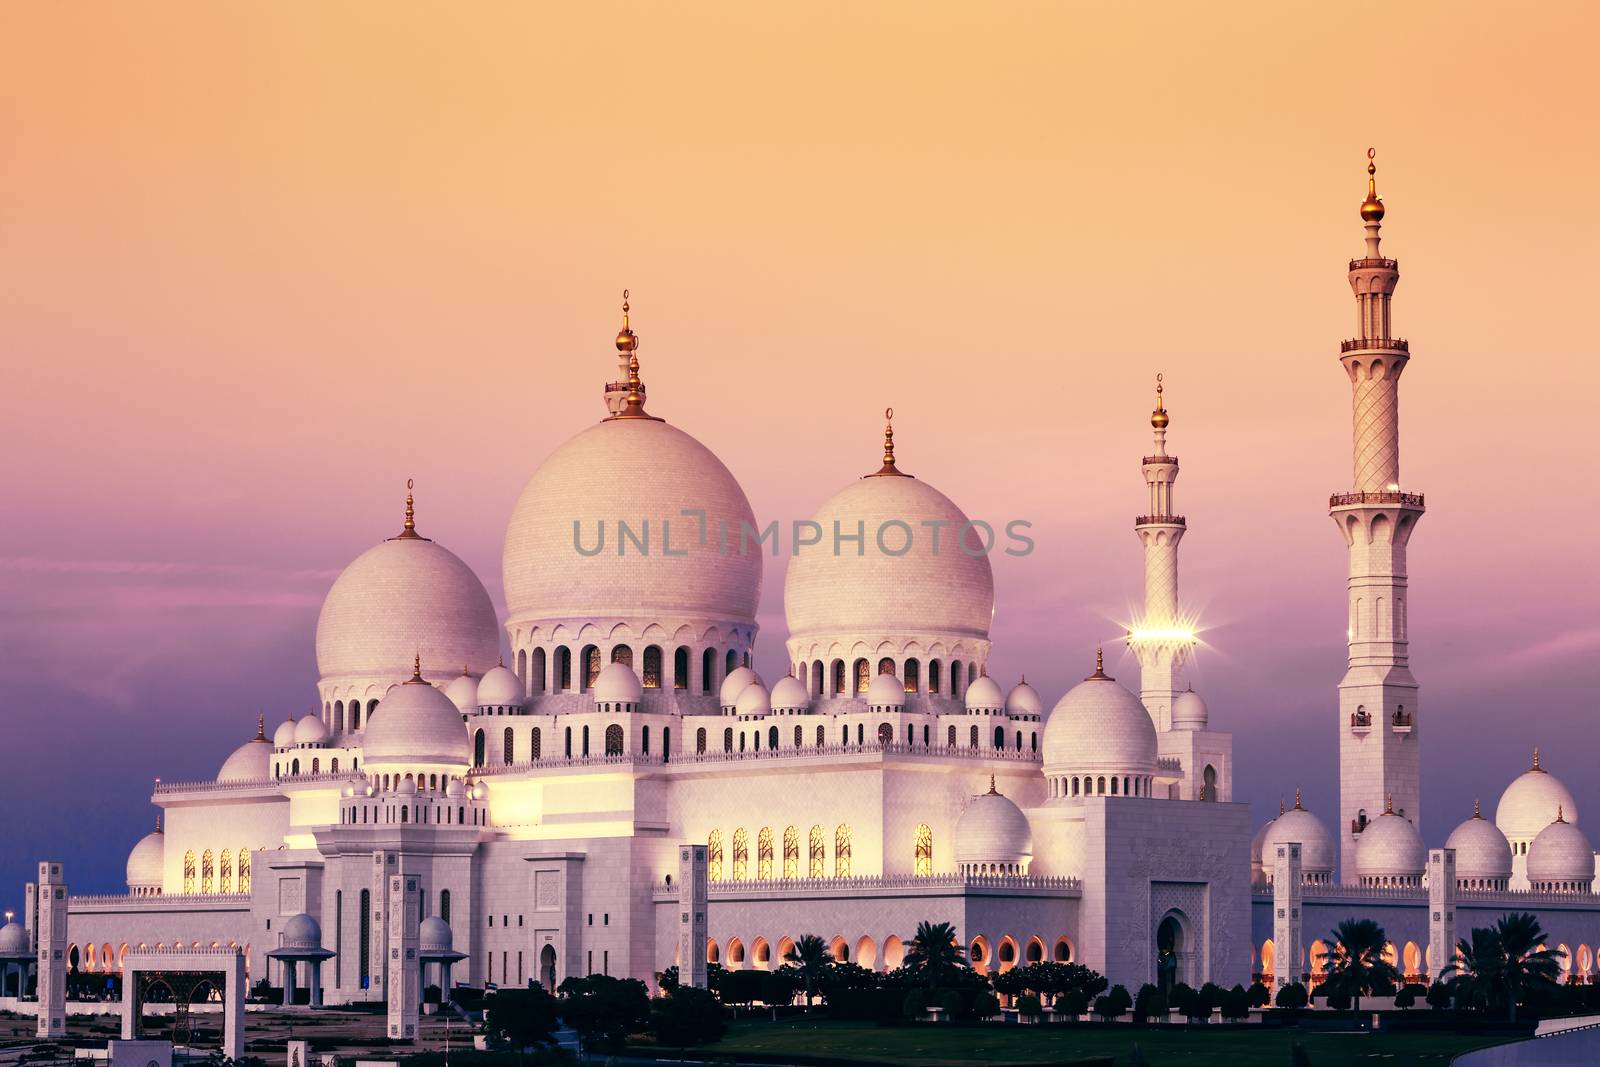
[311, 757, 320, 774]
[359, 888, 371, 987]
[877, 722, 893, 745]
[531, 648, 546, 693]
[291, 758, 300, 775]
[952, 661, 964, 696]
[605, 724, 624, 756]
[994, 726, 1005, 749]
[238, 849, 250, 894]
[696, 727, 707, 754]
[581, 724, 591, 756]
[816, 724, 826, 747]
[929, 660, 942, 693]
[1097, 775, 1107, 793]
[474, 729, 486, 767]
[904, 659, 920, 693]
[349, 700, 362, 731]
[611, 644, 633, 667]
[707, 830, 723, 881]
[642, 645, 662, 688]
[723, 727, 733, 753]
[1203, 765, 1218, 801]
[914, 824, 933, 877]
[183, 850, 196, 894]
[663, 726, 670, 762]
[794, 725, 803, 748]
[969, 725, 979, 748]
[556, 646, 572, 691]
[219, 850, 232, 895]
[853, 658, 870, 694]
[768, 726, 779, 749]
[334, 703, 344, 733]
[702, 648, 716, 693]
[832, 660, 846, 696]
[812, 661, 824, 695]
[503, 727, 515, 764]
[564, 726, 573, 758]
[531, 727, 542, 760]
[642, 725, 651, 754]
[582, 645, 601, 689]
[201, 850, 215, 894]
[674, 647, 689, 690]
[758, 828, 774, 880]
[808, 825, 826, 878]
[440, 889, 451, 924]
[783, 826, 800, 879]
[877, 656, 895, 676]
[726, 648, 738, 675]
[732, 828, 749, 880]
[834, 825, 852, 877]
[947, 725, 957, 747]
[331, 758, 339, 773]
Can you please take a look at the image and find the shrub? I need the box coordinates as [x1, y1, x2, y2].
[1275, 982, 1309, 1010]
[1425, 981, 1453, 1011]
[1094, 985, 1131, 1022]
[902, 988, 929, 1019]
[1247, 981, 1272, 1008]
[1220, 984, 1251, 1021]
[1133, 984, 1167, 1023]
[1016, 993, 1042, 1018]
[649, 986, 726, 1050]
[971, 990, 1000, 1019]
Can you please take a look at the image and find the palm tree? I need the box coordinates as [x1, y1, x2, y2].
[1445, 913, 1563, 1022]
[1443, 926, 1504, 1015]
[902, 921, 970, 989]
[784, 935, 832, 1007]
[1317, 918, 1400, 1015]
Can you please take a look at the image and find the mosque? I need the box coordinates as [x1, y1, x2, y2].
[5, 157, 1599, 1023]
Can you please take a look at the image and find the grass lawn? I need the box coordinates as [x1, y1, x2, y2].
[707, 1018, 1510, 1066]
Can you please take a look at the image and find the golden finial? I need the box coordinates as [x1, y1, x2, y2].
[1279, 797, 1286, 817]
[866, 406, 911, 477]
[406, 653, 424, 684]
[615, 289, 637, 353]
[256, 714, 265, 741]
[1151, 373, 1169, 430]
[1557, 804, 1566, 823]
[1086, 647, 1112, 681]
[1532, 747, 1542, 771]
[155, 814, 162, 833]
[1384, 792, 1394, 815]
[1294, 787, 1303, 810]
[606, 289, 663, 423]
[389, 479, 429, 541]
[1360, 147, 1385, 223]
[986, 775, 998, 796]
[1474, 797, 1481, 818]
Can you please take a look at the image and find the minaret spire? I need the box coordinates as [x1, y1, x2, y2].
[1333, 147, 1424, 882]
[1127, 373, 1190, 731]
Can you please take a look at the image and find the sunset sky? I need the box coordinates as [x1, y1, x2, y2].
[3, 2, 1597, 896]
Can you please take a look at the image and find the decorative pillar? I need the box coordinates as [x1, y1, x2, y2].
[677, 844, 709, 989]
[282, 959, 297, 1007]
[35, 861, 66, 1038]
[386, 871, 420, 1041]
[1271, 842, 1303, 990]
[1427, 848, 1457, 985]
[370, 851, 395, 993]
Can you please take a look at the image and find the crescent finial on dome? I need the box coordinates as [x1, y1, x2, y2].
[1294, 787, 1303, 810]
[1385, 792, 1394, 815]
[406, 652, 426, 684]
[1085, 647, 1112, 681]
[866, 406, 912, 478]
[388, 479, 432, 542]
[256, 714, 265, 741]
[987, 775, 998, 795]
[1532, 747, 1542, 771]
[1151, 373, 1169, 430]
[1474, 797, 1481, 818]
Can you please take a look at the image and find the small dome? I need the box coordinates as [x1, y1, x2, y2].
[720, 666, 763, 707]
[471, 781, 489, 801]
[1496, 752, 1577, 843]
[1172, 689, 1209, 729]
[1042, 659, 1157, 779]
[594, 662, 644, 705]
[735, 681, 772, 717]
[397, 776, 418, 795]
[280, 913, 323, 951]
[1356, 810, 1425, 882]
[445, 777, 466, 798]
[218, 729, 272, 782]
[477, 664, 524, 709]
[770, 675, 810, 712]
[1527, 814, 1595, 889]
[444, 671, 479, 713]
[964, 674, 1004, 713]
[363, 673, 471, 768]
[0, 920, 28, 955]
[867, 672, 906, 708]
[1446, 807, 1513, 886]
[1005, 679, 1042, 718]
[125, 827, 165, 889]
[1261, 797, 1335, 878]
[294, 715, 330, 746]
[953, 782, 1033, 871]
[272, 719, 296, 748]
[420, 916, 453, 952]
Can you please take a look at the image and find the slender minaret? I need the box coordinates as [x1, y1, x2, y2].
[603, 289, 651, 417]
[1332, 150, 1425, 882]
[1129, 375, 1190, 731]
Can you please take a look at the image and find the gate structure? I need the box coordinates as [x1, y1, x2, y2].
[121, 948, 245, 1061]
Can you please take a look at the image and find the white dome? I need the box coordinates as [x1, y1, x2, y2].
[363, 674, 470, 768]
[1172, 689, 1209, 729]
[734, 681, 772, 716]
[125, 828, 164, 889]
[396, 776, 418, 795]
[502, 418, 762, 629]
[477, 664, 524, 708]
[954, 783, 1034, 871]
[445, 777, 466, 798]
[316, 525, 500, 690]
[1251, 818, 1274, 873]
[784, 469, 994, 647]
[1356, 811, 1425, 881]
[218, 729, 272, 782]
[280, 913, 322, 951]
[471, 781, 489, 801]
[594, 662, 644, 705]
[1005, 679, 1042, 718]
[867, 672, 906, 708]
[1261, 799, 1335, 877]
[444, 671, 479, 713]
[720, 666, 763, 707]
[964, 674, 1004, 712]
[294, 715, 330, 746]
[1446, 808, 1513, 885]
[420, 916, 454, 953]
[1496, 753, 1577, 843]
[272, 719, 296, 748]
[0, 921, 27, 955]
[1527, 815, 1595, 889]
[1042, 662, 1158, 779]
[770, 675, 810, 712]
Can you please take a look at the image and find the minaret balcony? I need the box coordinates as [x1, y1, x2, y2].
[1340, 337, 1408, 353]
[1329, 490, 1424, 509]
[1391, 709, 1413, 734]
[1350, 711, 1373, 736]
[1134, 514, 1186, 527]
[1348, 257, 1398, 270]
[1141, 455, 1179, 466]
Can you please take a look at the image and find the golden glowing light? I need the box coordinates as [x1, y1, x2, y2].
[1127, 625, 1198, 643]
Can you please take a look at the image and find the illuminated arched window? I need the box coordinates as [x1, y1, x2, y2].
[182, 850, 196, 894]
[201, 850, 215, 894]
[853, 658, 870, 694]
[504, 727, 515, 764]
[583, 645, 601, 689]
[832, 659, 846, 695]
[605, 723, 624, 756]
[928, 660, 942, 693]
[914, 824, 933, 877]
[834, 825, 852, 877]
[783, 826, 800, 879]
[238, 849, 250, 894]
[904, 659, 920, 692]
[809, 825, 826, 878]
[732, 828, 749, 881]
[758, 827, 774, 880]
[707, 831, 723, 882]
[673, 646, 689, 690]
[642, 645, 662, 688]
[218, 850, 232, 895]
[878, 656, 895, 676]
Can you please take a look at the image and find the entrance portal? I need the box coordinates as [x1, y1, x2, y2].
[1156, 914, 1184, 994]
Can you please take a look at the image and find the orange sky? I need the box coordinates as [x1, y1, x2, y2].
[2, 2, 1597, 891]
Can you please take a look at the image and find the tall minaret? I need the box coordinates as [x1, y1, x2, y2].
[1332, 150, 1425, 882]
[1128, 375, 1190, 731]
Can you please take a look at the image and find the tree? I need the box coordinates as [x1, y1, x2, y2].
[718, 969, 764, 1007]
[1220, 984, 1251, 1021]
[1443, 912, 1565, 1023]
[1016, 993, 1043, 1019]
[1094, 984, 1131, 1021]
[1247, 981, 1272, 1008]
[784, 935, 832, 1006]
[1394, 984, 1426, 1009]
[1425, 980, 1453, 1011]
[649, 985, 726, 1052]
[1275, 982, 1309, 1010]
[559, 974, 650, 1055]
[1133, 983, 1167, 1023]
[483, 987, 560, 1051]
[902, 921, 970, 989]
[657, 965, 680, 995]
[1318, 919, 1401, 1015]
[760, 967, 801, 1007]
